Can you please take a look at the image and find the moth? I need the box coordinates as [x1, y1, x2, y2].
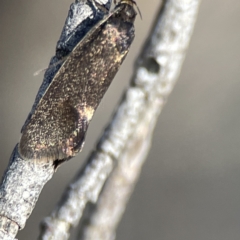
[18, 0, 138, 165]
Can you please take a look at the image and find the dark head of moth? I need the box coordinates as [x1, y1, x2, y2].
[18, 0, 138, 166]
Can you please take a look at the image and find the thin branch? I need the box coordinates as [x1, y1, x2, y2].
[0, 146, 54, 240]
[39, 0, 201, 239]
[0, 1, 112, 239]
[0, 0, 201, 239]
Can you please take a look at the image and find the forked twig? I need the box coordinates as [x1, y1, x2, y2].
[0, 0, 201, 239]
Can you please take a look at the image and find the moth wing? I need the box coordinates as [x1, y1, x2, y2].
[19, 99, 91, 161]
[19, 3, 135, 162]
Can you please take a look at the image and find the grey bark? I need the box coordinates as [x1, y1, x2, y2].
[0, 0, 201, 239]
[0, 146, 54, 239]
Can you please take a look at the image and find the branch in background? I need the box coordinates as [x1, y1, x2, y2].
[39, 0, 201, 239]
[0, 1, 112, 239]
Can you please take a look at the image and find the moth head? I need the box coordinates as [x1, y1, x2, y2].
[116, 0, 142, 20]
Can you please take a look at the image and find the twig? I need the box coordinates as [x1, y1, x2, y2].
[0, 1, 112, 239]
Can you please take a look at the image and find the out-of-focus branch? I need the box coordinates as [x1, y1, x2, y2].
[39, 0, 201, 239]
[78, 1, 201, 239]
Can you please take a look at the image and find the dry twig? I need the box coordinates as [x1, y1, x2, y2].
[0, 0, 201, 239]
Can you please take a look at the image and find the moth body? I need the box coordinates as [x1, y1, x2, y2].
[19, 0, 138, 164]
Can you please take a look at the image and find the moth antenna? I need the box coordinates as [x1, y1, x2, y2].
[33, 57, 67, 76]
[135, 2, 142, 20]
[33, 67, 48, 76]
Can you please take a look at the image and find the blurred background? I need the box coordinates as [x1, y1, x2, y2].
[1, 0, 240, 239]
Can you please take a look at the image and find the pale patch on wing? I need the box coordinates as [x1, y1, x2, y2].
[77, 104, 95, 122]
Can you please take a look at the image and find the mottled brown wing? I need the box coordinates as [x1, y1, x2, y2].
[19, 3, 136, 162]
